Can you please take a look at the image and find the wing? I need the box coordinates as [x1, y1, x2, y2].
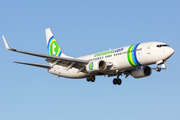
[2, 36, 89, 71]
[14, 61, 51, 69]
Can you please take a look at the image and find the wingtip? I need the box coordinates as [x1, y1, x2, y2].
[2, 36, 12, 50]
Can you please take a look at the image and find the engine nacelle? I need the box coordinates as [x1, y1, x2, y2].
[86, 60, 107, 73]
[131, 66, 152, 78]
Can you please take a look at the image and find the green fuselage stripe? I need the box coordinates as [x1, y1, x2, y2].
[127, 45, 136, 67]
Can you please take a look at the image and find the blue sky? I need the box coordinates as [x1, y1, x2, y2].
[0, 0, 179, 120]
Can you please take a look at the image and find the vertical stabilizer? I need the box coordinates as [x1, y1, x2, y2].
[45, 28, 63, 57]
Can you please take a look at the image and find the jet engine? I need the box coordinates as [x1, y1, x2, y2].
[131, 66, 152, 78]
[86, 60, 107, 73]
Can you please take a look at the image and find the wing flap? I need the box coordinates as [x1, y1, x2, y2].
[45, 58, 87, 72]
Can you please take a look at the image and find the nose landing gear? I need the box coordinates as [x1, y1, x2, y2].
[156, 60, 167, 72]
[156, 67, 161, 72]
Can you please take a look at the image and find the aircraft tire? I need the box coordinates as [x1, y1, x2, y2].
[91, 76, 95, 82]
[156, 67, 161, 72]
[117, 79, 122, 85]
[86, 78, 91, 82]
[113, 78, 117, 85]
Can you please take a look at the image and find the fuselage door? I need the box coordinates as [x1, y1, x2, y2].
[147, 44, 152, 54]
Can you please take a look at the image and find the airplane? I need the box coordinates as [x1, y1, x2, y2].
[2, 28, 174, 85]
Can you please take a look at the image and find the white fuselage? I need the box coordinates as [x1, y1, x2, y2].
[48, 42, 174, 78]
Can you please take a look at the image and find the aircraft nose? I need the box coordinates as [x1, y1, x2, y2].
[168, 47, 174, 57]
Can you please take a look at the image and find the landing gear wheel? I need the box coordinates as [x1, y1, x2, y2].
[117, 79, 122, 85]
[156, 67, 161, 72]
[113, 78, 122, 85]
[86, 78, 91, 82]
[113, 78, 118, 85]
[86, 75, 95, 82]
[91, 76, 95, 82]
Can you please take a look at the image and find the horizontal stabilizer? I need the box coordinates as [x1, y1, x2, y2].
[14, 61, 51, 69]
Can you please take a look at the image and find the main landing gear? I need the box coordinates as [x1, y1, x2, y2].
[86, 75, 95, 82]
[113, 73, 122, 85]
[113, 78, 122, 85]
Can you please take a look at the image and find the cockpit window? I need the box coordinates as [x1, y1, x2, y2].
[157, 44, 169, 47]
